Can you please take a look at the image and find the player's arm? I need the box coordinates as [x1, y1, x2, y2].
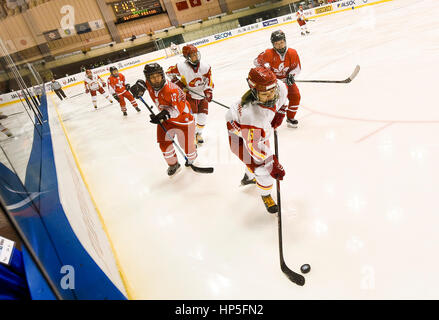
[98, 75, 106, 87]
[84, 80, 89, 93]
[286, 50, 302, 85]
[166, 65, 186, 90]
[271, 82, 289, 129]
[202, 66, 214, 102]
[254, 50, 271, 69]
[289, 50, 302, 77]
[225, 103, 241, 135]
[107, 78, 115, 93]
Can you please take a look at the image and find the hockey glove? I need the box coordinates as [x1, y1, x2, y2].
[150, 109, 170, 124]
[271, 106, 287, 129]
[268, 155, 285, 181]
[113, 94, 120, 102]
[286, 72, 295, 86]
[173, 79, 186, 90]
[130, 83, 146, 99]
[85, 89, 89, 94]
[125, 83, 131, 92]
[102, 82, 106, 87]
[204, 89, 213, 102]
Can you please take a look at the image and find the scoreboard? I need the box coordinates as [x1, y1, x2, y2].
[111, 0, 164, 23]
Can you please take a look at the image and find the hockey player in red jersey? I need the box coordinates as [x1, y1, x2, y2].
[129, 63, 197, 177]
[166, 44, 214, 146]
[296, 5, 310, 36]
[84, 69, 113, 109]
[107, 66, 141, 116]
[226, 67, 288, 214]
[254, 30, 302, 128]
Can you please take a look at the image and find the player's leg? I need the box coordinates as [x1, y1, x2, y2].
[227, 130, 257, 184]
[157, 123, 180, 176]
[91, 90, 98, 109]
[124, 91, 141, 112]
[298, 20, 306, 36]
[241, 166, 256, 186]
[254, 165, 277, 213]
[175, 120, 197, 165]
[195, 98, 208, 144]
[304, 22, 310, 34]
[286, 83, 301, 128]
[185, 95, 200, 144]
[118, 94, 128, 116]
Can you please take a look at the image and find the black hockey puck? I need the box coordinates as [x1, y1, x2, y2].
[300, 264, 311, 274]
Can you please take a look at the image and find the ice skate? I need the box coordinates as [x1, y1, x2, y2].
[286, 118, 298, 128]
[261, 194, 278, 214]
[167, 162, 181, 177]
[241, 173, 256, 186]
[195, 132, 204, 145]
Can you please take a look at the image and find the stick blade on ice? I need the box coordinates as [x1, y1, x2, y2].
[281, 262, 305, 286]
[345, 65, 360, 83]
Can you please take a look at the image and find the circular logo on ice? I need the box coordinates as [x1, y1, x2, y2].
[362, 0, 368, 3]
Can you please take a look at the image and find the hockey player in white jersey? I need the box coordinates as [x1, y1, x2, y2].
[226, 67, 289, 214]
[166, 44, 214, 145]
[296, 5, 310, 36]
[84, 69, 113, 109]
[169, 42, 180, 55]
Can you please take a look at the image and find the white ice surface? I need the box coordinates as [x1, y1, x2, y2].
[51, 0, 439, 299]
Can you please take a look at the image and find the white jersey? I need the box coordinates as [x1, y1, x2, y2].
[225, 80, 289, 162]
[296, 9, 306, 21]
[84, 74, 105, 92]
[166, 61, 213, 100]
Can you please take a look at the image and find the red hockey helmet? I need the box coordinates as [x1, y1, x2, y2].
[247, 67, 279, 107]
[85, 69, 92, 78]
[247, 67, 277, 91]
[182, 44, 200, 66]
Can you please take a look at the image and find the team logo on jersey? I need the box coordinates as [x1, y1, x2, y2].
[272, 63, 289, 77]
[188, 77, 203, 87]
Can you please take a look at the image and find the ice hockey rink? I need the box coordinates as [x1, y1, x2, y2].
[48, 0, 439, 299]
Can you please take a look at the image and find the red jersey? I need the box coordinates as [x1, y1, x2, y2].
[254, 48, 301, 81]
[145, 80, 193, 125]
[107, 73, 128, 95]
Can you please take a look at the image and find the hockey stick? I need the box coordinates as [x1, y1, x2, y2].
[4, 112, 24, 117]
[184, 87, 230, 110]
[70, 92, 85, 98]
[138, 96, 214, 174]
[295, 65, 360, 84]
[274, 129, 305, 286]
